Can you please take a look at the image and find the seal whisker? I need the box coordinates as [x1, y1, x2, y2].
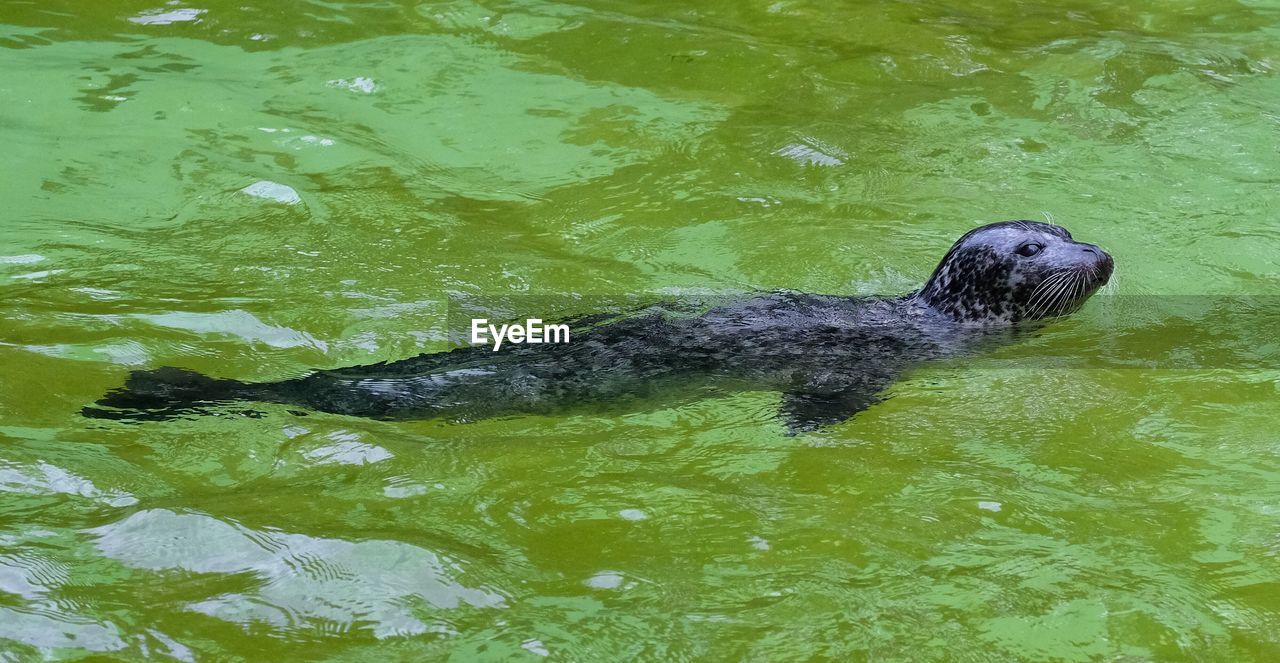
[1039, 269, 1083, 318]
[1094, 261, 1116, 296]
[1064, 270, 1087, 313]
[1026, 269, 1065, 297]
[1064, 271, 1085, 313]
[1037, 276, 1071, 318]
[1101, 272, 1118, 295]
[1066, 271, 1086, 311]
[1044, 273, 1075, 318]
[1025, 270, 1070, 305]
[1026, 279, 1060, 319]
[1028, 279, 1064, 316]
[1026, 271, 1073, 318]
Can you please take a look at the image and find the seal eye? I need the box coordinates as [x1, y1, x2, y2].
[1016, 243, 1043, 258]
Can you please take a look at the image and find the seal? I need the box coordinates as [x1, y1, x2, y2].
[85, 221, 1113, 432]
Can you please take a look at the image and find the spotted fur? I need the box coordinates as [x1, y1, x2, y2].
[916, 220, 1112, 324]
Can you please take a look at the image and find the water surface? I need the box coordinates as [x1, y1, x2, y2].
[3, 0, 1280, 659]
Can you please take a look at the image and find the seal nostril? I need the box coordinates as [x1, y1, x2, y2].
[1081, 246, 1098, 256]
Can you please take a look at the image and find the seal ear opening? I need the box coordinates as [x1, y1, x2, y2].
[82, 367, 255, 421]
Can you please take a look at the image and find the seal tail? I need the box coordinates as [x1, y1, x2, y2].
[83, 367, 265, 421]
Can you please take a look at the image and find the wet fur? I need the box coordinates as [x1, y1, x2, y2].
[86, 221, 1113, 432]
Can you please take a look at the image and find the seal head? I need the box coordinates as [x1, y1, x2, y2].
[917, 220, 1113, 324]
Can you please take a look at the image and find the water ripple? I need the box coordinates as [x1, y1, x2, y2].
[88, 509, 507, 638]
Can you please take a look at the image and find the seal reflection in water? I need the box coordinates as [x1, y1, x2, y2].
[86, 221, 1113, 433]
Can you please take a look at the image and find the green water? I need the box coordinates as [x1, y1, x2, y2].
[3, 0, 1280, 659]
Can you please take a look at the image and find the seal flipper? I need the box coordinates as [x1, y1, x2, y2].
[83, 367, 265, 421]
[778, 390, 883, 435]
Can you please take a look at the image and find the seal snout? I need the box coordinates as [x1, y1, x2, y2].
[1077, 242, 1113, 284]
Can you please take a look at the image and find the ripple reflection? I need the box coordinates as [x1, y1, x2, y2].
[89, 509, 507, 638]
